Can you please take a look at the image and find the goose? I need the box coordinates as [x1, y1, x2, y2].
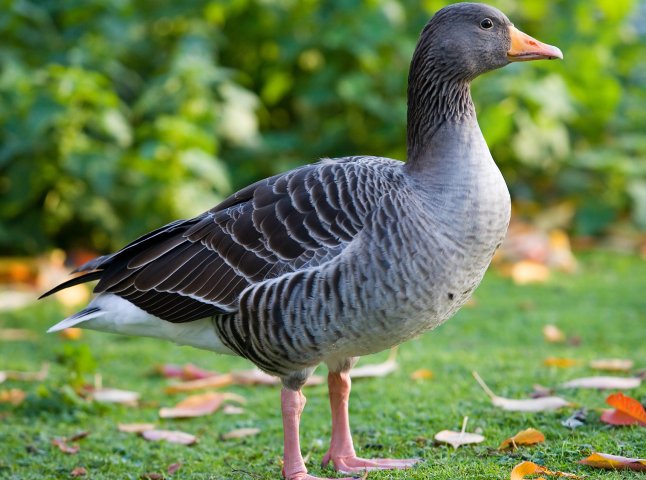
[42, 3, 562, 479]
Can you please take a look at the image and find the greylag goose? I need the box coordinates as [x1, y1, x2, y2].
[42, 3, 562, 479]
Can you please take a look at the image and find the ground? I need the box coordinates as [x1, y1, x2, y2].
[0, 251, 644, 479]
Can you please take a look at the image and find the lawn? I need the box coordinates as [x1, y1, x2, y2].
[0, 251, 644, 479]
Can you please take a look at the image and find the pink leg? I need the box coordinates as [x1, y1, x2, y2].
[321, 372, 419, 474]
[281, 388, 354, 480]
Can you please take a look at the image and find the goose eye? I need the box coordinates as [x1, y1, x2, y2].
[480, 18, 493, 29]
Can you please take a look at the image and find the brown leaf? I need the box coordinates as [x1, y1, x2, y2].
[91, 388, 140, 405]
[118, 423, 156, 433]
[167, 463, 181, 475]
[410, 369, 434, 380]
[142, 429, 197, 445]
[560, 376, 641, 390]
[71, 466, 87, 477]
[0, 388, 26, 405]
[140, 473, 164, 480]
[579, 453, 646, 471]
[600, 392, 646, 426]
[222, 427, 261, 440]
[51, 438, 80, 454]
[589, 358, 634, 372]
[543, 357, 578, 368]
[164, 373, 233, 393]
[510, 461, 580, 479]
[473, 372, 570, 412]
[350, 348, 398, 379]
[68, 431, 90, 442]
[498, 428, 545, 450]
[542, 325, 565, 343]
[159, 392, 246, 418]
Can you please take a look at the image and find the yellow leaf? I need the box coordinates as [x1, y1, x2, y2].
[410, 369, 434, 380]
[499, 428, 545, 450]
[579, 453, 646, 471]
[543, 357, 578, 368]
[511, 461, 579, 479]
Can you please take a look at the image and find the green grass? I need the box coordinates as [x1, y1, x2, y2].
[1, 251, 644, 479]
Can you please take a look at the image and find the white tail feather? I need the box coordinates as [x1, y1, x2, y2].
[47, 309, 105, 333]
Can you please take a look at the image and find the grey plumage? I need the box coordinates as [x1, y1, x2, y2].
[43, 3, 517, 390]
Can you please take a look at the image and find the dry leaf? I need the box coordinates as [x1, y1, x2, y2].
[0, 372, 5, 384]
[231, 368, 324, 387]
[142, 429, 197, 445]
[0, 388, 26, 405]
[0, 328, 37, 341]
[531, 384, 555, 398]
[223, 405, 245, 415]
[157, 363, 218, 380]
[1, 363, 49, 382]
[167, 463, 181, 475]
[59, 328, 83, 340]
[164, 373, 233, 393]
[473, 372, 569, 412]
[560, 376, 641, 390]
[140, 473, 164, 480]
[68, 431, 90, 442]
[589, 359, 633, 372]
[51, 438, 80, 454]
[118, 423, 156, 433]
[510, 461, 579, 479]
[222, 427, 261, 440]
[579, 453, 646, 471]
[600, 392, 646, 426]
[410, 369, 434, 380]
[350, 348, 398, 379]
[71, 466, 87, 477]
[543, 357, 578, 368]
[434, 416, 484, 449]
[542, 325, 565, 343]
[498, 428, 545, 450]
[511, 260, 550, 285]
[159, 392, 246, 419]
[91, 388, 140, 405]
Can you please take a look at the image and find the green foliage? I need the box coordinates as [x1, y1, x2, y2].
[1, 0, 644, 254]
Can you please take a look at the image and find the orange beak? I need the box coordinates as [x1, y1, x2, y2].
[507, 26, 563, 62]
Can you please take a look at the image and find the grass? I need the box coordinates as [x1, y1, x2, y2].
[0, 251, 644, 479]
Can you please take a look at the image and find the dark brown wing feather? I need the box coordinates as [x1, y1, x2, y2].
[42, 158, 399, 323]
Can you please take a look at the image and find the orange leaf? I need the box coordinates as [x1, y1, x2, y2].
[606, 392, 646, 422]
[579, 453, 646, 471]
[510, 461, 579, 479]
[543, 357, 578, 368]
[59, 328, 83, 340]
[0, 388, 26, 405]
[498, 428, 545, 450]
[542, 325, 565, 343]
[159, 392, 245, 418]
[410, 369, 434, 380]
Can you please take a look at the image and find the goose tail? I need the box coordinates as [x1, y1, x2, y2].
[47, 307, 105, 333]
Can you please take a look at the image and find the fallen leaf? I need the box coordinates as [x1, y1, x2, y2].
[232, 368, 323, 387]
[434, 416, 484, 449]
[140, 473, 164, 480]
[0, 328, 37, 341]
[350, 348, 398, 379]
[410, 369, 434, 380]
[59, 328, 83, 340]
[159, 392, 246, 418]
[156, 363, 218, 380]
[561, 408, 587, 429]
[91, 388, 140, 405]
[118, 423, 156, 433]
[51, 438, 80, 454]
[510, 461, 579, 479]
[68, 431, 90, 442]
[473, 372, 570, 412]
[498, 428, 545, 450]
[543, 357, 578, 368]
[579, 453, 646, 471]
[167, 463, 181, 475]
[511, 260, 550, 285]
[531, 384, 555, 398]
[71, 466, 87, 477]
[164, 373, 233, 393]
[223, 405, 245, 415]
[142, 429, 197, 445]
[0, 388, 26, 405]
[1, 363, 50, 382]
[560, 376, 641, 390]
[222, 427, 261, 440]
[542, 325, 565, 343]
[0, 372, 5, 383]
[589, 359, 634, 372]
[600, 392, 646, 426]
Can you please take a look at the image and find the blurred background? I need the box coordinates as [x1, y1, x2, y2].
[0, 0, 645, 260]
